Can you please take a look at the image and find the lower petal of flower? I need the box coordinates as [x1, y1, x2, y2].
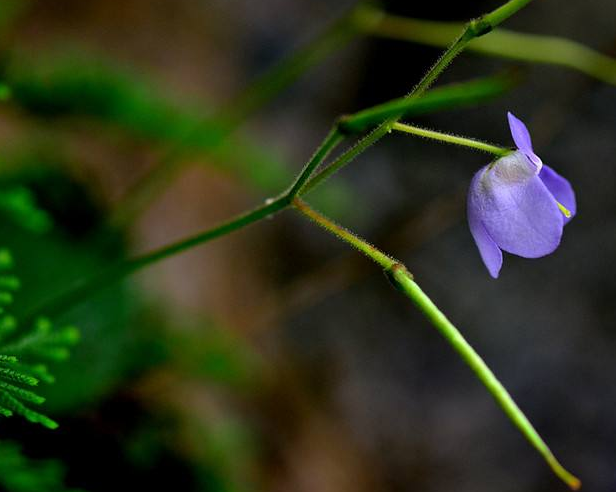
[468, 168, 503, 278]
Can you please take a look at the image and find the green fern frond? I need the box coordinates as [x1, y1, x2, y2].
[0, 365, 38, 386]
[8, 361, 56, 384]
[0, 381, 46, 404]
[0, 249, 79, 429]
[1, 318, 80, 361]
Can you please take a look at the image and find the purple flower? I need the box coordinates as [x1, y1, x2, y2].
[468, 112, 576, 278]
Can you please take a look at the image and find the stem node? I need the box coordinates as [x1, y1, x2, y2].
[468, 16, 493, 38]
[336, 114, 355, 135]
[384, 262, 414, 292]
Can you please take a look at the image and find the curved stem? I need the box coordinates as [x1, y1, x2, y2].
[391, 271, 581, 491]
[303, 0, 533, 196]
[292, 197, 580, 490]
[24, 0, 535, 324]
[292, 197, 398, 269]
[18, 2, 583, 487]
[392, 122, 510, 156]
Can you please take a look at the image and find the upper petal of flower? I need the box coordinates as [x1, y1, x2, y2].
[507, 112, 542, 168]
[471, 151, 563, 258]
[539, 165, 577, 224]
[468, 167, 503, 278]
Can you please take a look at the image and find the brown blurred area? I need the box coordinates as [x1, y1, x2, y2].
[1, 1, 615, 491]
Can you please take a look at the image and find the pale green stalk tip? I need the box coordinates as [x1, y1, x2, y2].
[392, 122, 509, 156]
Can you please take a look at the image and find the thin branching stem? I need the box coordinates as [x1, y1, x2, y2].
[291, 197, 580, 490]
[20, 3, 585, 484]
[301, 0, 533, 194]
[110, 5, 361, 227]
[24, 83, 511, 324]
[24, 0, 533, 321]
[291, 197, 398, 269]
[21, 195, 289, 324]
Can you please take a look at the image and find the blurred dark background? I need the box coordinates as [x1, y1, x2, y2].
[0, 0, 614, 491]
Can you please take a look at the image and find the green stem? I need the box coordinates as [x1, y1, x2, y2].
[23, 119, 347, 323]
[300, 123, 390, 196]
[302, 74, 516, 195]
[116, 0, 515, 228]
[24, 0, 534, 323]
[292, 197, 580, 490]
[110, 6, 360, 227]
[392, 122, 510, 156]
[292, 197, 397, 269]
[482, 0, 534, 26]
[19, 2, 582, 486]
[357, 9, 616, 85]
[21, 196, 289, 324]
[111, 71, 513, 225]
[338, 73, 517, 135]
[286, 127, 345, 198]
[303, 0, 532, 196]
[390, 270, 581, 491]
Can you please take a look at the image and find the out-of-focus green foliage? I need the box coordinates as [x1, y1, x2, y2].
[192, 415, 258, 492]
[2, 50, 359, 218]
[0, 0, 26, 34]
[168, 322, 265, 391]
[0, 83, 10, 100]
[0, 249, 79, 429]
[6, 53, 217, 142]
[3, 52, 290, 191]
[0, 441, 84, 492]
[2, 50, 518, 223]
[0, 186, 52, 233]
[0, 161, 147, 412]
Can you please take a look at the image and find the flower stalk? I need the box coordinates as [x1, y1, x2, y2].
[389, 268, 581, 490]
[23, 0, 538, 328]
[292, 197, 580, 490]
[292, 198, 398, 270]
[392, 122, 510, 156]
[16, 1, 584, 486]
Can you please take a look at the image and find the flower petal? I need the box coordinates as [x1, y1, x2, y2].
[471, 152, 563, 258]
[539, 165, 576, 224]
[507, 112, 542, 168]
[507, 112, 533, 154]
[468, 168, 503, 278]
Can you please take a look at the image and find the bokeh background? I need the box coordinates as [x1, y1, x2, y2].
[0, 0, 614, 491]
